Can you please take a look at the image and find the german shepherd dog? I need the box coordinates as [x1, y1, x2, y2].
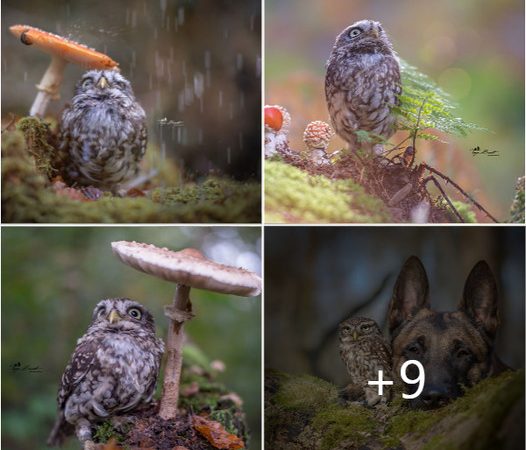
[388, 256, 508, 409]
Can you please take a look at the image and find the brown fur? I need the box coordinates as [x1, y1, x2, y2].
[388, 256, 508, 409]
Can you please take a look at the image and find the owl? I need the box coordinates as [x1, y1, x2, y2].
[47, 298, 164, 448]
[325, 20, 401, 154]
[59, 70, 147, 191]
[338, 316, 392, 406]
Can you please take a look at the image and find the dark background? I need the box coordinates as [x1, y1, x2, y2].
[2, 227, 261, 450]
[265, 227, 524, 385]
[2, 0, 261, 180]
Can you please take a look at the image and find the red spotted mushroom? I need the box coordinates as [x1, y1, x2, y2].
[9, 25, 118, 117]
[303, 120, 335, 165]
[264, 104, 291, 158]
[111, 241, 262, 420]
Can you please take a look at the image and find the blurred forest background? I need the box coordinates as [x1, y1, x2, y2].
[2, 227, 261, 450]
[1, 0, 261, 180]
[265, 227, 524, 386]
[266, 0, 524, 220]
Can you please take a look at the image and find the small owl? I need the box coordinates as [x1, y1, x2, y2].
[338, 316, 392, 406]
[47, 298, 164, 447]
[59, 70, 147, 191]
[325, 20, 401, 154]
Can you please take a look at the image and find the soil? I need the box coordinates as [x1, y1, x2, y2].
[277, 148, 459, 223]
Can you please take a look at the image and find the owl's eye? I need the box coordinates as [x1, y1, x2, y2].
[128, 308, 142, 320]
[342, 326, 351, 333]
[349, 28, 362, 38]
[97, 306, 106, 317]
[361, 324, 370, 331]
[82, 78, 94, 88]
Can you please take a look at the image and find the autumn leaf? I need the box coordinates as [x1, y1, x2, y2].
[193, 415, 244, 450]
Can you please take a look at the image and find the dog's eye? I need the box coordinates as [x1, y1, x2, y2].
[407, 344, 420, 355]
[456, 348, 471, 358]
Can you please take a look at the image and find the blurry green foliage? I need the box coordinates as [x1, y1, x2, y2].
[393, 60, 486, 141]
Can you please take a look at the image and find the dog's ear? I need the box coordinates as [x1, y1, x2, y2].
[460, 261, 499, 340]
[388, 256, 430, 334]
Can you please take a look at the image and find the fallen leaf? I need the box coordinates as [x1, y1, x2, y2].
[193, 415, 244, 450]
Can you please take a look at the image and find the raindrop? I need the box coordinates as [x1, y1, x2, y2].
[177, 7, 185, 25]
[224, 28, 229, 39]
[177, 126, 182, 144]
[239, 132, 243, 150]
[160, 0, 167, 14]
[200, 97, 204, 113]
[229, 103, 234, 120]
[166, 15, 170, 32]
[250, 14, 256, 32]
[23, 71, 28, 82]
[148, 73, 153, 90]
[227, 147, 231, 164]
[156, 91, 161, 110]
[184, 85, 194, 105]
[239, 93, 245, 109]
[167, 66, 172, 87]
[197, 129, 203, 145]
[131, 10, 138, 28]
[206, 70, 211, 88]
[204, 51, 211, 69]
[236, 53, 243, 71]
[256, 56, 261, 77]
[178, 92, 185, 112]
[154, 27, 158, 40]
[218, 91, 223, 108]
[131, 51, 136, 69]
[66, 3, 71, 18]
[125, 9, 130, 26]
[170, 47, 174, 62]
[194, 73, 204, 98]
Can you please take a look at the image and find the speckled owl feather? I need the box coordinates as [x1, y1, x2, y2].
[59, 70, 147, 190]
[325, 20, 401, 152]
[47, 298, 164, 447]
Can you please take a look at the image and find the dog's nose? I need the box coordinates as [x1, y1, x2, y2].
[420, 386, 450, 408]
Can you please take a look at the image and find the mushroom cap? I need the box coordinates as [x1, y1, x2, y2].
[111, 241, 262, 297]
[10, 25, 118, 69]
[264, 105, 291, 134]
[303, 120, 334, 150]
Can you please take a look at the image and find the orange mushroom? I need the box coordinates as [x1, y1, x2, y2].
[9, 25, 119, 117]
[264, 106, 283, 131]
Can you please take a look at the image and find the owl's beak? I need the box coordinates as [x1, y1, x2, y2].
[108, 309, 121, 324]
[371, 27, 380, 39]
[352, 331, 358, 341]
[97, 76, 109, 89]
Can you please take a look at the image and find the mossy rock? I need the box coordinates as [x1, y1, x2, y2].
[265, 368, 524, 450]
[265, 160, 391, 223]
[2, 117, 260, 223]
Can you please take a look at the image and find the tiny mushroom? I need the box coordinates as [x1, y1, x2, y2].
[303, 120, 335, 165]
[111, 241, 262, 420]
[9, 25, 118, 117]
[264, 104, 291, 158]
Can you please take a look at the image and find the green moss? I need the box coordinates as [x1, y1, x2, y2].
[1, 121, 260, 223]
[265, 160, 391, 223]
[274, 372, 338, 413]
[311, 404, 375, 450]
[93, 420, 129, 445]
[16, 117, 64, 179]
[509, 176, 525, 223]
[267, 369, 524, 450]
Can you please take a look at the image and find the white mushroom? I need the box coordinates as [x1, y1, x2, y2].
[111, 241, 261, 420]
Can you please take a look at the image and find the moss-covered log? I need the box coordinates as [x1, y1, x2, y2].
[265, 369, 524, 450]
[2, 117, 260, 223]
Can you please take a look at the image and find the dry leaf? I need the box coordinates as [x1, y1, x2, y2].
[193, 415, 244, 450]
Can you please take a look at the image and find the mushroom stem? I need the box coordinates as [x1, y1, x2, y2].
[159, 284, 192, 420]
[30, 55, 67, 117]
